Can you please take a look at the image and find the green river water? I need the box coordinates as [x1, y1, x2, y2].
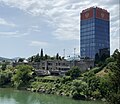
[0, 88, 106, 104]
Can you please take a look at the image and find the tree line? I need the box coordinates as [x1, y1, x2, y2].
[0, 49, 120, 104]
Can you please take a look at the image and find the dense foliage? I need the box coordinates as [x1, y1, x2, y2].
[106, 49, 120, 104]
[28, 49, 64, 62]
[66, 66, 81, 79]
[12, 65, 34, 89]
[0, 49, 120, 104]
[0, 65, 35, 89]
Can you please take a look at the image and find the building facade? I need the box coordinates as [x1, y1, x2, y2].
[12, 59, 94, 76]
[80, 7, 110, 59]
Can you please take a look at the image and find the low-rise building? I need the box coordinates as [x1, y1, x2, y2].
[12, 58, 94, 76]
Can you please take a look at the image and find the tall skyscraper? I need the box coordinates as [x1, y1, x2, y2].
[80, 7, 110, 59]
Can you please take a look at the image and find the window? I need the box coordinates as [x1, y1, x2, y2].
[48, 63, 52, 65]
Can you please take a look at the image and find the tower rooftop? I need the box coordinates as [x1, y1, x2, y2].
[82, 6, 108, 13]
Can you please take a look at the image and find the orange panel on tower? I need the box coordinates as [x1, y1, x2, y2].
[96, 7, 109, 21]
[81, 8, 94, 20]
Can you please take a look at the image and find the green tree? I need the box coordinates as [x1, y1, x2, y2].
[18, 58, 24, 62]
[0, 67, 14, 86]
[95, 53, 100, 64]
[40, 48, 44, 60]
[59, 56, 62, 60]
[34, 53, 40, 62]
[56, 53, 59, 60]
[45, 54, 48, 60]
[99, 76, 111, 98]
[83, 71, 101, 98]
[12, 65, 34, 89]
[112, 49, 119, 60]
[106, 50, 120, 104]
[66, 66, 81, 79]
[29, 56, 34, 62]
[1, 63, 7, 70]
[105, 56, 115, 64]
[100, 53, 109, 62]
[72, 80, 86, 100]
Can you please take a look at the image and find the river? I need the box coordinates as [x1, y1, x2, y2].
[0, 88, 106, 104]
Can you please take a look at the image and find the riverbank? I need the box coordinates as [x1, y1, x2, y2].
[1, 50, 120, 104]
[0, 65, 108, 101]
[0, 88, 106, 104]
[27, 75, 106, 101]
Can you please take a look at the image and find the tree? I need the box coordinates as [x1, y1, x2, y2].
[83, 71, 101, 98]
[12, 65, 34, 89]
[72, 80, 86, 100]
[59, 56, 62, 60]
[100, 53, 109, 62]
[95, 52, 110, 65]
[66, 66, 81, 79]
[116, 50, 120, 68]
[34, 53, 40, 62]
[56, 53, 59, 60]
[29, 56, 34, 62]
[40, 48, 44, 60]
[99, 76, 111, 98]
[106, 50, 120, 104]
[45, 54, 48, 60]
[1, 63, 7, 70]
[95, 53, 100, 64]
[18, 58, 24, 62]
[105, 57, 115, 64]
[0, 67, 14, 86]
[27, 56, 34, 62]
[112, 49, 119, 60]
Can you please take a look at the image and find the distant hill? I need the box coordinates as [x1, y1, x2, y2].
[0, 57, 11, 62]
[12, 57, 21, 60]
[0, 57, 21, 62]
[11, 57, 21, 62]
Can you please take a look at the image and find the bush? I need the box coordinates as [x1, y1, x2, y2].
[105, 57, 115, 64]
[66, 66, 81, 79]
[107, 93, 120, 104]
[72, 91, 85, 100]
[12, 65, 34, 89]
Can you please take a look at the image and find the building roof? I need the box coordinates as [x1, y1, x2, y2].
[66, 56, 80, 61]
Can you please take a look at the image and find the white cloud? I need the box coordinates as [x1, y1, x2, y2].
[0, 31, 28, 38]
[0, 0, 119, 54]
[0, 0, 80, 40]
[0, 18, 16, 27]
[30, 41, 48, 47]
[29, 25, 41, 32]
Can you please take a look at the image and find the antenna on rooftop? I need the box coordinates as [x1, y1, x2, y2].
[73, 48, 76, 66]
[63, 49, 65, 58]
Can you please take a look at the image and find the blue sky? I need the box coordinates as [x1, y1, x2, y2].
[0, 0, 119, 58]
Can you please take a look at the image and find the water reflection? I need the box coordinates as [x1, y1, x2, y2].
[0, 88, 106, 104]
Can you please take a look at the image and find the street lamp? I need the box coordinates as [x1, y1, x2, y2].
[73, 48, 76, 66]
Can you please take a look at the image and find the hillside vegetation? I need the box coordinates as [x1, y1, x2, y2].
[0, 49, 120, 104]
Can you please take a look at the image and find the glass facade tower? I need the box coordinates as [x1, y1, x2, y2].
[80, 7, 110, 59]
